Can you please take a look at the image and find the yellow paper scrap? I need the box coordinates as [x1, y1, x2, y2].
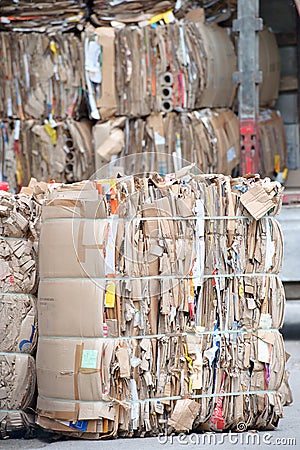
[105, 282, 115, 308]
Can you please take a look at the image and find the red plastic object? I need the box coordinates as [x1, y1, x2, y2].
[240, 119, 259, 175]
[0, 182, 9, 192]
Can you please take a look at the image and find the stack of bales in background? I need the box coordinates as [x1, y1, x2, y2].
[0, 188, 42, 438]
[0, 1, 288, 185]
[0, 31, 94, 190]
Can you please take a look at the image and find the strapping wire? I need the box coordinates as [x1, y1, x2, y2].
[39, 389, 277, 407]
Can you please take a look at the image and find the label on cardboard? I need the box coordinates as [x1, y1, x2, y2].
[69, 420, 88, 431]
[227, 146, 237, 163]
[14, 120, 21, 141]
[81, 349, 98, 369]
[155, 401, 164, 414]
[259, 313, 272, 330]
[7, 98, 13, 117]
[257, 339, 271, 364]
[247, 297, 256, 310]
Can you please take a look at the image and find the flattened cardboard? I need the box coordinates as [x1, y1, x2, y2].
[38, 279, 105, 337]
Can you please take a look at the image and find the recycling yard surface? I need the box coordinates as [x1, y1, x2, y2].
[1, 340, 299, 450]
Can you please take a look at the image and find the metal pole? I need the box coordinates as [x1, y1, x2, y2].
[233, 0, 263, 174]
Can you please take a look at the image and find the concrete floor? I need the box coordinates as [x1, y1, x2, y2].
[1, 340, 300, 450]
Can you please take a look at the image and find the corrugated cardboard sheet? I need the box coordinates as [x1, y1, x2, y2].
[36, 174, 289, 438]
[84, 26, 117, 121]
[94, 108, 240, 176]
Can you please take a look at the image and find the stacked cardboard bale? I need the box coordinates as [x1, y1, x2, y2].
[258, 110, 287, 180]
[86, 17, 240, 176]
[36, 173, 289, 438]
[0, 31, 94, 188]
[93, 109, 240, 175]
[114, 20, 237, 116]
[0, 1, 87, 32]
[0, 32, 84, 120]
[90, 1, 236, 27]
[89, 17, 285, 179]
[0, 189, 42, 438]
[0, 119, 94, 190]
[91, 1, 185, 26]
[0, 4, 285, 183]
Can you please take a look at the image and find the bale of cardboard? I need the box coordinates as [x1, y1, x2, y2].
[0, 119, 94, 191]
[115, 19, 237, 117]
[0, 187, 45, 438]
[93, 109, 240, 176]
[36, 172, 290, 438]
[0, 1, 87, 32]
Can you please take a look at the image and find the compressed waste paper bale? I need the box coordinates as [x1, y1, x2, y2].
[0, 119, 94, 190]
[0, 409, 35, 439]
[0, 238, 37, 294]
[82, 21, 278, 122]
[0, 353, 36, 411]
[0, 187, 43, 438]
[91, 1, 179, 25]
[94, 109, 240, 176]
[0, 32, 84, 120]
[0, 192, 36, 239]
[259, 27, 281, 108]
[36, 173, 289, 438]
[258, 109, 287, 179]
[0, 294, 37, 354]
[0, 1, 87, 32]
[0, 352, 36, 438]
[115, 20, 236, 116]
